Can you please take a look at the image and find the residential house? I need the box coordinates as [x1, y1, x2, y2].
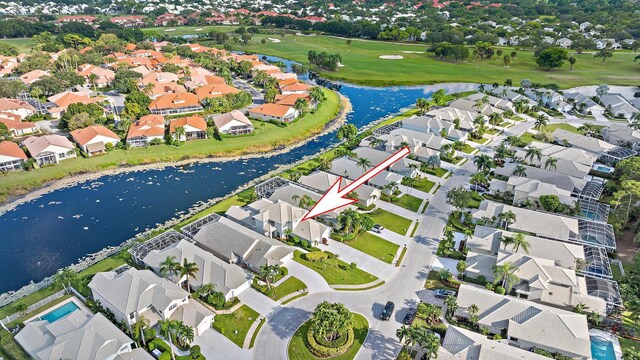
[456, 285, 592, 360]
[70, 125, 120, 156]
[0, 56, 19, 77]
[353, 146, 421, 178]
[149, 93, 203, 115]
[169, 115, 207, 141]
[516, 140, 598, 166]
[139, 233, 252, 300]
[466, 92, 515, 113]
[184, 74, 226, 91]
[89, 267, 214, 336]
[370, 128, 452, 162]
[110, 15, 146, 27]
[330, 157, 403, 188]
[127, 114, 166, 147]
[248, 103, 299, 123]
[599, 93, 638, 120]
[489, 177, 576, 207]
[15, 308, 153, 360]
[556, 37, 573, 48]
[139, 71, 179, 86]
[0, 98, 35, 119]
[154, 13, 187, 26]
[55, 15, 97, 24]
[525, 89, 571, 112]
[19, 69, 49, 85]
[0, 114, 38, 136]
[227, 198, 331, 246]
[275, 93, 312, 107]
[22, 135, 76, 165]
[298, 170, 381, 208]
[183, 214, 294, 272]
[76, 64, 115, 88]
[405, 110, 473, 138]
[47, 91, 104, 119]
[0, 141, 27, 171]
[564, 93, 605, 116]
[439, 326, 549, 360]
[450, 97, 504, 117]
[601, 123, 640, 149]
[195, 83, 240, 101]
[210, 110, 253, 135]
[279, 82, 311, 95]
[551, 129, 616, 156]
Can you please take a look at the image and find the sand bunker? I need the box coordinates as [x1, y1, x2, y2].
[268, 38, 281, 43]
[164, 28, 176, 32]
[401, 51, 424, 54]
[379, 55, 404, 60]
[195, 28, 203, 31]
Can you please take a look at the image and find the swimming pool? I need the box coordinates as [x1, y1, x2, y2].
[591, 336, 617, 360]
[594, 165, 614, 174]
[40, 301, 80, 323]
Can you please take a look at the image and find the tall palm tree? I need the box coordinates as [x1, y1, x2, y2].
[417, 329, 441, 359]
[470, 172, 489, 188]
[499, 210, 517, 229]
[396, 325, 415, 349]
[160, 256, 180, 279]
[468, 304, 480, 326]
[511, 232, 530, 253]
[544, 157, 558, 171]
[53, 268, 77, 293]
[158, 319, 177, 360]
[534, 114, 548, 129]
[524, 146, 542, 163]
[501, 235, 515, 250]
[356, 157, 372, 172]
[473, 154, 494, 174]
[512, 164, 527, 177]
[493, 262, 519, 291]
[444, 294, 458, 319]
[456, 260, 467, 279]
[259, 264, 281, 295]
[298, 194, 315, 209]
[179, 259, 199, 293]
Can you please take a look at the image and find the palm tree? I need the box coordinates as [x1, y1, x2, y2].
[512, 164, 527, 177]
[493, 262, 519, 291]
[179, 259, 199, 293]
[473, 154, 494, 174]
[499, 210, 516, 229]
[524, 146, 542, 163]
[534, 114, 548, 129]
[416, 98, 431, 115]
[53, 268, 77, 293]
[160, 256, 180, 278]
[158, 319, 177, 360]
[130, 315, 150, 347]
[456, 260, 467, 279]
[259, 264, 281, 296]
[470, 172, 489, 188]
[317, 157, 331, 171]
[298, 194, 315, 209]
[468, 304, 480, 327]
[174, 126, 186, 141]
[573, 302, 589, 315]
[396, 325, 415, 348]
[511, 232, 530, 253]
[356, 157, 372, 172]
[417, 329, 440, 359]
[544, 157, 558, 171]
[500, 235, 515, 250]
[444, 294, 458, 319]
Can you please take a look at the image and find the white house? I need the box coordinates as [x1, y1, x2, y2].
[248, 103, 299, 123]
[556, 37, 573, 48]
[0, 141, 27, 171]
[22, 135, 76, 165]
[70, 125, 120, 156]
[210, 110, 254, 135]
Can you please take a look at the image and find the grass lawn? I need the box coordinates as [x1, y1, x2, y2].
[410, 177, 436, 193]
[467, 192, 484, 209]
[518, 131, 538, 145]
[421, 166, 448, 178]
[269, 277, 307, 301]
[0, 37, 37, 52]
[347, 232, 399, 264]
[220, 32, 640, 88]
[0, 89, 340, 203]
[212, 305, 259, 348]
[393, 194, 424, 212]
[368, 208, 413, 235]
[518, 123, 601, 145]
[0, 330, 30, 360]
[293, 250, 377, 285]
[424, 270, 460, 291]
[468, 136, 490, 145]
[619, 337, 640, 352]
[5, 295, 71, 328]
[288, 313, 368, 360]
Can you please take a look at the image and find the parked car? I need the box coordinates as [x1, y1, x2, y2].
[402, 308, 417, 325]
[434, 289, 456, 298]
[372, 224, 384, 233]
[380, 301, 395, 320]
[469, 184, 487, 193]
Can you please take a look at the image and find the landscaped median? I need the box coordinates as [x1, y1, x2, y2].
[0, 88, 342, 204]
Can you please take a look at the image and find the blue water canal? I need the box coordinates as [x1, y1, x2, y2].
[0, 59, 477, 294]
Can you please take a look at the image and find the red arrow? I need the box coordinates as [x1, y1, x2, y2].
[301, 146, 411, 221]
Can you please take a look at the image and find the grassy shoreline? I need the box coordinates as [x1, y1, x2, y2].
[0, 88, 342, 204]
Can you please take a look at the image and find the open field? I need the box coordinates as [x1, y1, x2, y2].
[0, 88, 340, 203]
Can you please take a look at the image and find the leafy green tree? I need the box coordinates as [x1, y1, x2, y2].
[53, 268, 77, 293]
[336, 123, 357, 141]
[0, 79, 26, 98]
[594, 49, 613, 62]
[311, 302, 354, 342]
[431, 88, 447, 106]
[415, 98, 430, 115]
[0, 42, 19, 56]
[259, 264, 281, 295]
[568, 56, 576, 70]
[446, 186, 473, 212]
[535, 47, 569, 70]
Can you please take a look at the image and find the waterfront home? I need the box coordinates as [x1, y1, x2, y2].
[599, 93, 638, 120]
[19, 69, 49, 85]
[127, 114, 166, 147]
[15, 309, 153, 360]
[601, 123, 640, 150]
[183, 214, 294, 273]
[195, 83, 240, 101]
[401, 115, 468, 141]
[0, 114, 38, 136]
[494, 163, 601, 198]
[248, 103, 299, 123]
[0, 140, 27, 171]
[169, 115, 207, 141]
[89, 267, 214, 336]
[298, 170, 381, 207]
[76, 64, 115, 88]
[47, 91, 104, 120]
[55, 15, 98, 24]
[279, 82, 311, 95]
[227, 198, 331, 246]
[551, 129, 635, 164]
[70, 125, 120, 156]
[439, 326, 549, 360]
[210, 110, 254, 135]
[184, 74, 226, 91]
[0, 98, 35, 119]
[141, 236, 252, 301]
[369, 128, 452, 161]
[22, 135, 76, 165]
[149, 93, 203, 115]
[330, 157, 403, 188]
[275, 93, 312, 107]
[455, 285, 592, 360]
[450, 97, 505, 116]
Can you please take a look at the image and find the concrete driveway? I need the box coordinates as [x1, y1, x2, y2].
[192, 328, 252, 360]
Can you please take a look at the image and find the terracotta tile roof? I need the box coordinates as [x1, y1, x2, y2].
[188, 67, 214, 77]
[277, 78, 299, 87]
[140, 72, 180, 85]
[48, 92, 102, 108]
[128, 115, 166, 139]
[0, 98, 35, 112]
[70, 125, 119, 146]
[0, 141, 27, 160]
[169, 115, 207, 133]
[148, 82, 187, 97]
[249, 103, 293, 118]
[55, 15, 97, 23]
[184, 75, 226, 90]
[280, 82, 311, 92]
[195, 84, 240, 100]
[0, 118, 37, 131]
[19, 70, 49, 85]
[125, 43, 137, 51]
[22, 135, 74, 156]
[149, 93, 201, 110]
[78, 46, 92, 54]
[0, 112, 21, 122]
[275, 93, 311, 106]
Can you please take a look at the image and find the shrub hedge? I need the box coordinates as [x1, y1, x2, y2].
[306, 325, 354, 358]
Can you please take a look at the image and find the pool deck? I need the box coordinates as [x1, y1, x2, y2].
[590, 328, 623, 360]
[23, 296, 86, 324]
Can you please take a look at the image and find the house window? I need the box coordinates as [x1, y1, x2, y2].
[129, 313, 135, 320]
[168, 304, 177, 311]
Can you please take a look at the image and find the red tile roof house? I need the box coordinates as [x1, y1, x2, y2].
[0, 113, 38, 136]
[0, 141, 28, 172]
[169, 115, 207, 141]
[19, 70, 49, 85]
[127, 114, 166, 147]
[109, 15, 146, 28]
[279, 82, 311, 95]
[70, 125, 120, 156]
[210, 110, 254, 135]
[195, 84, 240, 102]
[248, 103, 299, 123]
[0, 98, 36, 119]
[76, 64, 116, 88]
[149, 93, 203, 116]
[46, 91, 105, 120]
[154, 14, 187, 26]
[22, 135, 76, 165]
[55, 15, 98, 24]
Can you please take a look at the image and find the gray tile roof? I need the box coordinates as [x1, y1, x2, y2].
[440, 326, 549, 360]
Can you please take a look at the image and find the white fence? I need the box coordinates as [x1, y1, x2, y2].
[0, 290, 66, 329]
